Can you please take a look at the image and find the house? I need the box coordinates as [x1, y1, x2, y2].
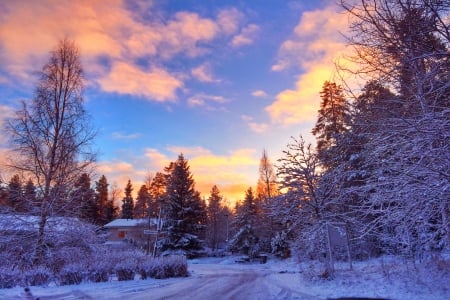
[103, 218, 161, 248]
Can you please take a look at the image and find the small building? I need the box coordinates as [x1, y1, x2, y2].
[103, 218, 160, 248]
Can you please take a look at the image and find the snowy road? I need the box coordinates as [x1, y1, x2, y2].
[123, 263, 319, 300]
[3, 260, 322, 300]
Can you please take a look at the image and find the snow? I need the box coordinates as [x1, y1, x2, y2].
[1, 255, 449, 299]
[103, 218, 155, 228]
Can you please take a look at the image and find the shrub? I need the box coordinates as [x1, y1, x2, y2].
[58, 264, 84, 285]
[114, 258, 136, 281]
[24, 267, 52, 286]
[0, 267, 22, 288]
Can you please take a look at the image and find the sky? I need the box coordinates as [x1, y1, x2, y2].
[0, 0, 352, 203]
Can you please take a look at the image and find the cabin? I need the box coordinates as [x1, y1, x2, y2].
[103, 218, 161, 248]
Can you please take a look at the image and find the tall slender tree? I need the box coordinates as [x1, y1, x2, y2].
[121, 180, 134, 219]
[95, 175, 109, 224]
[73, 173, 96, 222]
[312, 81, 351, 169]
[134, 184, 151, 219]
[5, 39, 96, 262]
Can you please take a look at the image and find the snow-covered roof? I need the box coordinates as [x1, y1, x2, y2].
[103, 218, 158, 228]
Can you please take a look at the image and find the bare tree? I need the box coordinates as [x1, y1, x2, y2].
[5, 39, 96, 263]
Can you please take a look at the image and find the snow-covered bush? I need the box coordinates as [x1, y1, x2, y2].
[0, 267, 22, 288]
[139, 255, 188, 279]
[271, 231, 290, 258]
[58, 263, 85, 285]
[114, 258, 137, 281]
[24, 266, 52, 286]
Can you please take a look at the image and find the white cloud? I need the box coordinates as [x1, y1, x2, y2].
[241, 114, 268, 133]
[251, 90, 268, 98]
[111, 131, 142, 140]
[187, 93, 227, 110]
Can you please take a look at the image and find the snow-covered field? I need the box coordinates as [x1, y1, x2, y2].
[1, 255, 449, 300]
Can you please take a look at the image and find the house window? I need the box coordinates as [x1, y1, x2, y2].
[118, 231, 125, 238]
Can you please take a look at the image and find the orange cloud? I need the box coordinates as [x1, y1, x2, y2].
[267, 5, 351, 125]
[0, 1, 247, 102]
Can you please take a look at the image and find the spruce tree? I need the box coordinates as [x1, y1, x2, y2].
[95, 175, 109, 224]
[134, 184, 151, 219]
[73, 173, 97, 222]
[206, 185, 223, 250]
[7, 174, 25, 212]
[229, 187, 260, 257]
[23, 178, 37, 213]
[160, 154, 205, 256]
[312, 81, 350, 169]
[121, 180, 134, 219]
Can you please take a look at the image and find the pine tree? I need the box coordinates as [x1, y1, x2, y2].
[7, 174, 25, 212]
[148, 172, 167, 217]
[206, 185, 223, 250]
[95, 175, 109, 224]
[134, 184, 151, 219]
[160, 154, 206, 256]
[73, 173, 97, 222]
[121, 180, 134, 219]
[312, 81, 350, 169]
[23, 178, 37, 213]
[229, 187, 260, 257]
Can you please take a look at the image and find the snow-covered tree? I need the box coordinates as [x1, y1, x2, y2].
[339, 0, 450, 256]
[5, 39, 96, 263]
[229, 187, 260, 257]
[159, 154, 206, 256]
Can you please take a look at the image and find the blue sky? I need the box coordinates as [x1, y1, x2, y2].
[0, 0, 351, 202]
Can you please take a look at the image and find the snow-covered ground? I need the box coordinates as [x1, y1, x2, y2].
[1, 255, 449, 300]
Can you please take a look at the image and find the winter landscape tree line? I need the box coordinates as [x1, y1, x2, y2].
[0, 0, 448, 286]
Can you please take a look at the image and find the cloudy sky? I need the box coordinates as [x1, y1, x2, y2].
[0, 0, 351, 203]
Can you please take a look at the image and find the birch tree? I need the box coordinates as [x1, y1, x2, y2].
[5, 39, 96, 263]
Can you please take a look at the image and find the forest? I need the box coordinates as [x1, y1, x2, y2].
[0, 0, 449, 288]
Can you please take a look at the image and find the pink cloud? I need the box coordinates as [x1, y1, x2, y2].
[98, 62, 183, 101]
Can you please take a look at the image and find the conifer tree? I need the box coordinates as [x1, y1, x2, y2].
[148, 172, 167, 217]
[134, 184, 151, 219]
[95, 175, 109, 224]
[7, 174, 25, 212]
[23, 178, 37, 213]
[73, 173, 96, 222]
[206, 185, 223, 250]
[312, 81, 350, 169]
[160, 154, 205, 256]
[229, 187, 260, 257]
[121, 180, 134, 219]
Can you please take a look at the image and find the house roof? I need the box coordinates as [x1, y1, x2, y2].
[103, 218, 158, 228]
